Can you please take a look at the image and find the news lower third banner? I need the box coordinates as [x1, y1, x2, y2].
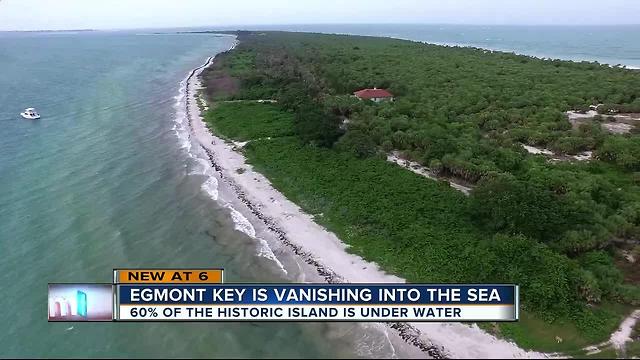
[48, 269, 519, 322]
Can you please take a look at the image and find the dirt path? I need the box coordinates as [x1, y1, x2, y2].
[581, 309, 640, 357]
[387, 152, 473, 195]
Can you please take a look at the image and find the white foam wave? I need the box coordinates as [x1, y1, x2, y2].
[226, 204, 287, 274]
[171, 76, 192, 152]
[201, 177, 219, 201]
[227, 206, 256, 237]
[188, 156, 214, 176]
[257, 238, 289, 275]
[172, 51, 287, 276]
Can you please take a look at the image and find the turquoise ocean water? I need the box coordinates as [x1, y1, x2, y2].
[1, 25, 639, 357]
[0, 31, 401, 358]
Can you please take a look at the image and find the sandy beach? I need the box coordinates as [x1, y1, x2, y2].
[185, 43, 548, 359]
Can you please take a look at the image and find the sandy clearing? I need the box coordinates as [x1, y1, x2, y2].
[386, 152, 473, 195]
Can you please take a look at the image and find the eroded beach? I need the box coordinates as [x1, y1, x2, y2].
[184, 40, 550, 359]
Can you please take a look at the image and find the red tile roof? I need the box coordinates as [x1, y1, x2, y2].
[354, 88, 394, 99]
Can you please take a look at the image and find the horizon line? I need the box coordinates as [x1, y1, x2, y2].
[2, 22, 640, 33]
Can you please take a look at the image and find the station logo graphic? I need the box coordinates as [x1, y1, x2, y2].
[48, 284, 113, 321]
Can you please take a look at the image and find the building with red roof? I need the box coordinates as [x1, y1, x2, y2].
[353, 88, 394, 102]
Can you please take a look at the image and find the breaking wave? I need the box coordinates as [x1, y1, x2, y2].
[171, 56, 287, 275]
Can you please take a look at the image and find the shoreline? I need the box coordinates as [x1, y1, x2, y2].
[185, 27, 640, 71]
[413, 39, 640, 70]
[185, 41, 548, 359]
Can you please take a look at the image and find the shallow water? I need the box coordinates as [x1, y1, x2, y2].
[0, 31, 401, 358]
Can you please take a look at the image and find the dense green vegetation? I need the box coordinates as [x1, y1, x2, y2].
[499, 303, 628, 353]
[204, 102, 295, 141]
[202, 31, 640, 352]
[628, 338, 640, 358]
[240, 137, 589, 315]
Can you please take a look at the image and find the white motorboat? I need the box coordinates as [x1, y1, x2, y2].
[20, 108, 41, 120]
